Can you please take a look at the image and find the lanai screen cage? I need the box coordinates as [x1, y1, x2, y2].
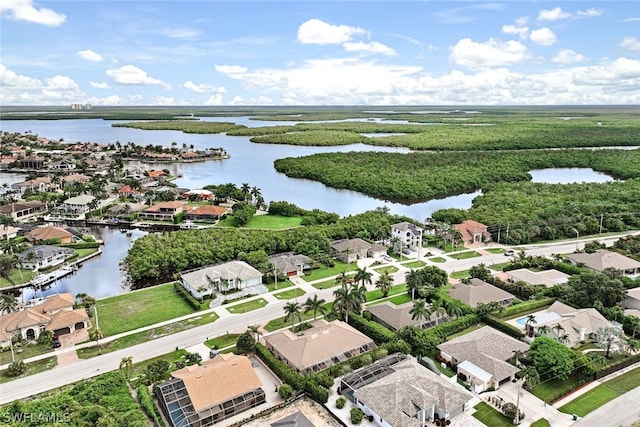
[339, 353, 409, 401]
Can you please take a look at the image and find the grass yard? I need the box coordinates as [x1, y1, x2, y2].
[96, 283, 196, 336]
[450, 251, 482, 260]
[0, 356, 57, 384]
[605, 366, 640, 393]
[486, 248, 508, 254]
[401, 260, 426, 269]
[265, 279, 293, 292]
[489, 262, 511, 271]
[311, 278, 341, 290]
[530, 419, 551, 427]
[264, 302, 333, 332]
[531, 374, 587, 403]
[559, 384, 619, 416]
[75, 247, 100, 258]
[428, 257, 446, 263]
[273, 288, 306, 300]
[226, 298, 269, 314]
[301, 261, 357, 282]
[0, 269, 35, 287]
[373, 265, 399, 274]
[217, 214, 302, 229]
[365, 284, 407, 302]
[450, 270, 470, 280]
[205, 334, 240, 350]
[0, 342, 53, 366]
[472, 402, 514, 427]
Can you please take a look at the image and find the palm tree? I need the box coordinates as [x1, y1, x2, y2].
[552, 323, 565, 337]
[283, 301, 301, 330]
[348, 283, 367, 314]
[524, 314, 537, 337]
[443, 299, 465, 320]
[409, 299, 431, 325]
[240, 183, 250, 202]
[537, 325, 552, 337]
[557, 333, 570, 345]
[119, 356, 133, 379]
[354, 267, 373, 289]
[0, 293, 18, 314]
[587, 353, 608, 369]
[89, 329, 104, 354]
[303, 295, 327, 321]
[247, 325, 262, 343]
[250, 186, 262, 205]
[596, 326, 623, 358]
[333, 282, 356, 323]
[511, 349, 525, 365]
[374, 270, 393, 297]
[405, 269, 423, 300]
[0, 254, 18, 286]
[334, 271, 349, 288]
[0, 215, 15, 242]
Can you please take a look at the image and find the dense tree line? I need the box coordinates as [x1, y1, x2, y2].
[113, 120, 243, 134]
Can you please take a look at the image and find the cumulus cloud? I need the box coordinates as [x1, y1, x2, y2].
[0, 64, 85, 104]
[77, 49, 103, 62]
[183, 81, 226, 93]
[530, 27, 557, 46]
[204, 94, 224, 105]
[502, 24, 529, 39]
[0, 0, 66, 26]
[342, 41, 397, 56]
[90, 81, 109, 89]
[450, 38, 532, 68]
[0, 64, 41, 89]
[105, 65, 165, 86]
[577, 8, 603, 17]
[297, 18, 366, 45]
[552, 49, 586, 64]
[538, 7, 571, 21]
[619, 36, 640, 51]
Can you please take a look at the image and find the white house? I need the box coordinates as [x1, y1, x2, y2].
[62, 194, 96, 215]
[18, 245, 74, 271]
[179, 261, 263, 300]
[391, 222, 423, 251]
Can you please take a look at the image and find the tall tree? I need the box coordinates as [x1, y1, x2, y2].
[283, 301, 301, 330]
[354, 267, 373, 289]
[530, 336, 574, 381]
[596, 326, 623, 358]
[89, 329, 104, 354]
[405, 269, 423, 300]
[374, 270, 394, 297]
[0, 293, 18, 314]
[409, 299, 431, 325]
[303, 295, 327, 321]
[240, 183, 250, 202]
[119, 356, 133, 379]
[0, 254, 18, 286]
[333, 282, 356, 323]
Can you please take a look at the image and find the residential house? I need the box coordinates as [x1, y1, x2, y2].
[271, 411, 315, 427]
[368, 243, 388, 258]
[183, 189, 214, 200]
[391, 221, 423, 251]
[27, 226, 74, 244]
[139, 201, 187, 221]
[147, 169, 169, 178]
[566, 249, 640, 277]
[156, 353, 266, 427]
[18, 245, 74, 270]
[61, 173, 91, 185]
[49, 159, 76, 170]
[185, 205, 227, 222]
[447, 278, 516, 308]
[437, 326, 529, 392]
[524, 301, 621, 346]
[0, 225, 20, 240]
[0, 201, 46, 221]
[62, 194, 96, 215]
[19, 155, 46, 169]
[11, 177, 54, 195]
[366, 301, 450, 331]
[624, 288, 640, 319]
[0, 293, 91, 340]
[117, 185, 142, 199]
[268, 252, 312, 277]
[264, 320, 376, 373]
[180, 261, 263, 300]
[331, 238, 372, 263]
[505, 268, 569, 288]
[452, 220, 491, 245]
[341, 353, 474, 426]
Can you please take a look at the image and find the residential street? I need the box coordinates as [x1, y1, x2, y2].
[0, 231, 637, 408]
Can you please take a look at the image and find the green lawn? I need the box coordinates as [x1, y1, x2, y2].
[226, 298, 269, 314]
[400, 260, 426, 269]
[273, 288, 306, 300]
[0, 356, 57, 384]
[311, 278, 341, 290]
[530, 419, 551, 427]
[0, 269, 35, 287]
[450, 270, 470, 279]
[217, 214, 302, 229]
[472, 402, 514, 427]
[365, 284, 407, 302]
[489, 262, 511, 271]
[301, 261, 357, 282]
[77, 311, 220, 359]
[373, 265, 399, 274]
[450, 251, 482, 260]
[605, 366, 640, 393]
[75, 247, 100, 258]
[265, 279, 294, 292]
[428, 257, 446, 263]
[0, 342, 53, 366]
[264, 302, 334, 332]
[531, 374, 586, 403]
[205, 334, 240, 350]
[559, 384, 619, 416]
[96, 283, 196, 336]
[486, 248, 508, 254]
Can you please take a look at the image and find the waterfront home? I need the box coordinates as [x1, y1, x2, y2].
[185, 205, 227, 222]
[18, 155, 46, 169]
[11, 177, 55, 195]
[0, 225, 20, 240]
[61, 173, 91, 185]
[437, 326, 529, 392]
[391, 221, 423, 251]
[453, 220, 491, 245]
[264, 320, 376, 373]
[62, 194, 95, 215]
[156, 353, 266, 427]
[0, 201, 46, 221]
[341, 353, 474, 426]
[27, 226, 75, 244]
[268, 252, 312, 277]
[447, 278, 516, 308]
[566, 249, 640, 277]
[180, 261, 263, 300]
[182, 189, 214, 200]
[18, 245, 74, 270]
[138, 201, 187, 221]
[48, 159, 76, 170]
[624, 288, 640, 319]
[0, 293, 91, 341]
[331, 238, 374, 263]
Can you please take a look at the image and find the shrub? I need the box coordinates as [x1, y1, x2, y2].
[6, 360, 26, 377]
[348, 313, 395, 344]
[484, 315, 525, 339]
[350, 407, 364, 424]
[173, 282, 203, 310]
[304, 380, 329, 404]
[136, 385, 163, 427]
[314, 372, 335, 388]
[278, 384, 294, 400]
[336, 397, 346, 409]
[255, 344, 304, 390]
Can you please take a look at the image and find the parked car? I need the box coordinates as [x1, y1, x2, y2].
[52, 336, 61, 348]
[504, 249, 515, 256]
[383, 255, 393, 262]
[402, 249, 411, 255]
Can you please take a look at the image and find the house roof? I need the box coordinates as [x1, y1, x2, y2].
[507, 268, 569, 287]
[0, 226, 21, 238]
[453, 220, 490, 242]
[171, 354, 262, 412]
[47, 308, 90, 331]
[1, 309, 50, 333]
[186, 205, 227, 216]
[566, 249, 640, 273]
[626, 288, 640, 304]
[366, 301, 441, 331]
[331, 238, 371, 253]
[147, 170, 167, 178]
[0, 201, 44, 214]
[64, 194, 95, 205]
[28, 226, 73, 242]
[533, 301, 615, 344]
[437, 326, 528, 382]
[354, 357, 473, 426]
[268, 252, 311, 275]
[181, 261, 263, 288]
[40, 293, 75, 313]
[391, 222, 423, 235]
[18, 245, 74, 262]
[447, 278, 515, 307]
[145, 201, 187, 212]
[264, 320, 375, 371]
[271, 411, 316, 427]
[61, 173, 90, 183]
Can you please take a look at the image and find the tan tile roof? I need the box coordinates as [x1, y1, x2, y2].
[187, 205, 227, 216]
[145, 201, 187, 212]
[331, 238, 372, 252]
[171, 354, 262, 412]
[264, 320, 375, 371]
[535, 302, 614, 345]
[39, 293, 75, 313]
[447, 278, 515, 307]
[1, 309, 50, 333]
[46, 308, 90, 331]
[366, 301, 440, 331]
[28, 226, 73, 242]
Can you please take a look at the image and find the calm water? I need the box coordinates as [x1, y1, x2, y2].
[529, 168, 616, 184]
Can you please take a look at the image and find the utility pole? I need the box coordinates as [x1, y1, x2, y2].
[599, 214, 604, 234]
[514, 381, 521, 425]
[93, 305, 99, 330]
[496, 226, 501, 245]
[9, 334, 15, 363]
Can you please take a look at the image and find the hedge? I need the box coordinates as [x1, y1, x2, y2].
[173, 282, 204, 310]
[348, 313, 396, 344]
[60, 242, 101, 249]
[594, 352, 640, 380]
[497, 298, 556, 319]
[137, 385, 164, 427]
[484, 315, 525, 339]
[430, 314, 480, 339]
[255, 343, 305, 390]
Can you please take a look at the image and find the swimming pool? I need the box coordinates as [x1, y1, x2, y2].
[515, 312, 561, 326]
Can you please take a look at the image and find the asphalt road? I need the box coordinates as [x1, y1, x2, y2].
[1, 231, 636, 405]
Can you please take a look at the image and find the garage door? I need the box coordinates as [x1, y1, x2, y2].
[54, 327, 71, 336]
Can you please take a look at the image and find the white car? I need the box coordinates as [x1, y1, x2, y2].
[504, 249, 515, 256]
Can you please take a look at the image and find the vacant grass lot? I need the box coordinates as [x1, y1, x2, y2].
[373, 265, 399, 274]
[428, 257, 446, 263]
[226, 298, 269, 314]
[472, 402, 513, 427]
[265, 279, 293, 292]
[301, 261, 357, 282]
[217, 214, 302, 229]
[0, 356, 57, 384]
[96, 283, 195, 336]
[273, 288, 306, 300]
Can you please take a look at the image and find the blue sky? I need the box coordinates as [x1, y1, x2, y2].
[1, 1, 639, 106]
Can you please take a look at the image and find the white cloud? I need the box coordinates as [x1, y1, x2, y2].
[214, 65, 248, 76]
[90, 81, 109, 89]
[577, 8, 603, 17]
[501, 24, 529, 39]
[621, 17, 640, 22]
[297, 18, 366, 45]
[105, 65, 165, 86]
[572, 58, 640, 91]
[183, 81, 226, 94]
[0, 0, 66, 26]
[552, 49, 586, 64]
[515, 16, 529, 26]
[342, 41, 397, 56]
[619, 36, 640, 51]
[204, 94, 224, 105]
[0, 64, 41, 89]
[229, 96, 245, 105]
[0, 64, 86, 104]
[538, 7, 571, 21]
[77, 49, 103, 62]
[45, 75, 80, 91]
[450, 38, 532, 68]
[530, 27, 557, 46]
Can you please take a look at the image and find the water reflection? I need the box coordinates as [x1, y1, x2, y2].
[529, 168, 616, 184]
